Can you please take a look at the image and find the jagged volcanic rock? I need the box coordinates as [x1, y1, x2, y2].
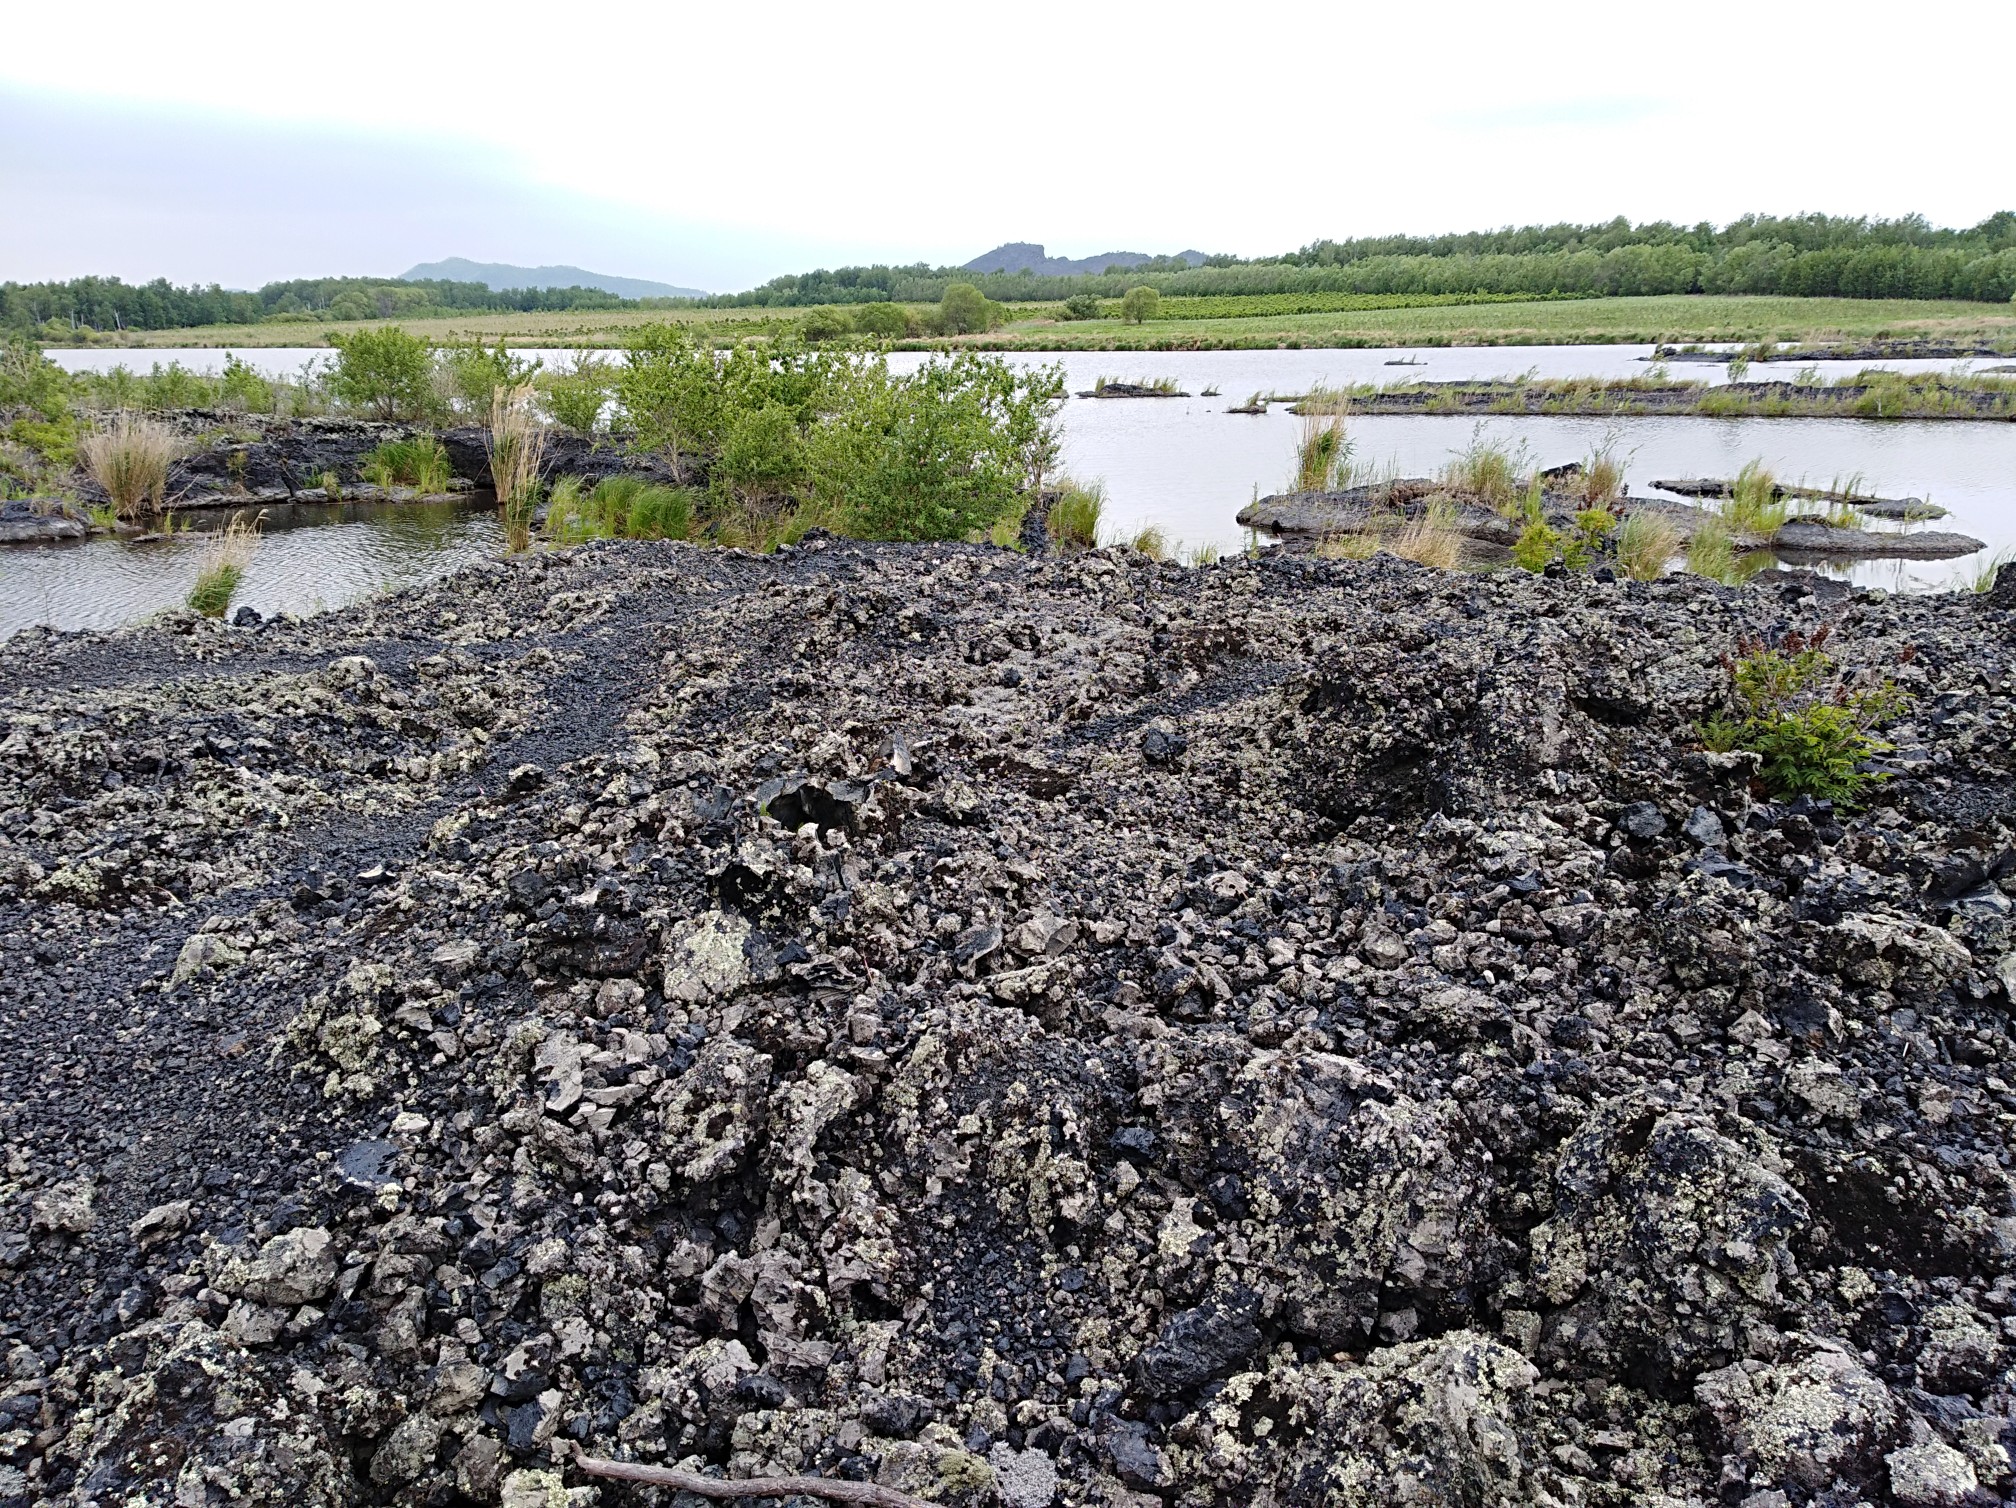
[2, 539, 2014, 1506]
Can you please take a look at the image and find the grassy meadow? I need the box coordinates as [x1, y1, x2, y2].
[55, 294, 2016, 352]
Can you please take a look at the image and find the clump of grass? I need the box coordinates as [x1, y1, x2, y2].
[1578, 441, 1625, 507]
[1701, 626, 1905, 803]
[80, 413, 181, 521]
[1615, 511, 1681, 581]
[1293, 411, 1353, 492]
[1686, 515, 1738, 582]
[319, 469, 343, 501]
[1959, 546, 2016, 593]
[1048, 479, 1104, 553]
[1723, 458, 1788, 537]
[360, 436, 452, 493]
[187, 512, 260, 617]
[1442, 430, 1527, 514]
[1187, 541, 1222, 566]
[1391, 497, 1464, 570]
[487, 384, 547, 553]
[1128, 524, 1174, 562]
[545, 474, 695, 544]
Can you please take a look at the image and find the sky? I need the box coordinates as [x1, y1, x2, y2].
[5, 0, 2013, 294]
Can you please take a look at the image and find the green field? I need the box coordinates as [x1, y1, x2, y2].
[44, 294, 2016, 352]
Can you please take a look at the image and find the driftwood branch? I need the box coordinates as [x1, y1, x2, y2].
[568, 1448, 941, 1508]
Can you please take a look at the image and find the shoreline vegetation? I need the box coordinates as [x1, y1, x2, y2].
[20, 292, 2016, 354]
[1281, 370, 2016, 421]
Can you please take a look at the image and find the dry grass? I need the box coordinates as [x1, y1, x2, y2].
[1315, 532, 1379, 561]
[1390, 498, 1465, 570]
[81, 413, 182, 520]
[487, 384, 548, 553]
[187, 511, 260, 616]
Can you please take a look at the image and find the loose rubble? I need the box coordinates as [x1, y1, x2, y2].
[2, 540, 2014, 1508]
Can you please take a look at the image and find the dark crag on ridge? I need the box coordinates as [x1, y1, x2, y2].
[1, 544, 2014, 1507]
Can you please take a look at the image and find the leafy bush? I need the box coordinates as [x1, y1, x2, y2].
[0, 339, 80, 484]
[438, 339, 538, 417]
[1120, 286, 1161, 324]
[541, 353, 612, 435]
[612, 328, 1061, 546]
[329, 327, 436, 420]
[218, 354, 275, 414]
[1700, 627, 1905, 802]
[798, 307, 853, 343]
[1058, 293, 1104, 321]
[937, 282, 999, 335]
[851, 302, 913, 339]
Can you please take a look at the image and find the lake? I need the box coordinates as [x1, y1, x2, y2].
[8, 344, 2012, 638]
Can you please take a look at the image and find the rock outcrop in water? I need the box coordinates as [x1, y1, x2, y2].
[2, 543, 2014, 1507]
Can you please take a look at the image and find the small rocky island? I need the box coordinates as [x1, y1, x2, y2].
[2, 540, 2014, 1507]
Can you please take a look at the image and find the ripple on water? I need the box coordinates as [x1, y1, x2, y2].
[1, 498, 504, 639]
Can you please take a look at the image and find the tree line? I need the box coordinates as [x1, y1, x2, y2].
[8, 213, 2015, 335]
[0, 275, 650, 335]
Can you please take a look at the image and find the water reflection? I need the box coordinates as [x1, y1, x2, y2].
[1, 498, 503, 638]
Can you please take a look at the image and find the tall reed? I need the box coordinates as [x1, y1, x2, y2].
[187, 512, 260, 617]
[487, 384, 548, 554]
[81, 413, 182, 521]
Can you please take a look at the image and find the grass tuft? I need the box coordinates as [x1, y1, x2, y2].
[487, 384, 547, 554]
[1048, 479, 1105, 553]
[360, 436, 452, 493]
[1615, 511, 1681, 581]
[81, 413, 181, 521]
[187, 512, 260, 617]
[1293, 411, 1353, 492]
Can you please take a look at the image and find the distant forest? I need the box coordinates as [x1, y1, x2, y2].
[7, 214, 2015, 334]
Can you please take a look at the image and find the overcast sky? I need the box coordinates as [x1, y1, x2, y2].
[5, 0, 2012, 294]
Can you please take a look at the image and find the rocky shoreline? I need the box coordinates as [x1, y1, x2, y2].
[3, 542, 2015, 1507]
[1286, 380, 2016, 421]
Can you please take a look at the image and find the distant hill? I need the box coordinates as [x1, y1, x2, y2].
[961, 242, 1209, 278]
[399, 258, 706, 300]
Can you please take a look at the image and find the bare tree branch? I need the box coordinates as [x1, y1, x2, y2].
[568, 1448, 943, 1508]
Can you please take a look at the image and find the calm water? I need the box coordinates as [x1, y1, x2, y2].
[9, 345, 2013, 638]
[0, 498, 503, 638]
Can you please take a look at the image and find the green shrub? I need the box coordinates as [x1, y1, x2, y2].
[438, 339, 538, 417]
[218, 354, 275, 414]
[1059, 293, 1103, 321]
[541, 353, 612, 434]
[329, 326, 436, 421]
[852, 303, 912, 339]
[799, 307, 853, 343]
[1120, 286, 1161, 324]
[1700, 628, 1904, 802]
[938, 282, 998, 335]
[713, 403, 807, 504]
